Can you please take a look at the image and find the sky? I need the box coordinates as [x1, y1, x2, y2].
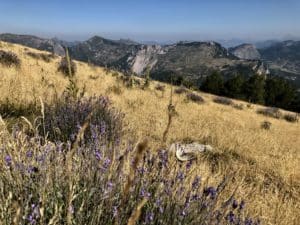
[0, 0, 299, 42]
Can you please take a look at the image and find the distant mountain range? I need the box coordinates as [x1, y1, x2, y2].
[1, 33, 299, 88]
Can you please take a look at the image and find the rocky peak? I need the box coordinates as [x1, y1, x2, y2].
[229, 44, 261, 60]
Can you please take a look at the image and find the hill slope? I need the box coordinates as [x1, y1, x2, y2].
[0, 41, 300, 225]
[259, 40, 300, 87]
[229, 43, 261, 60]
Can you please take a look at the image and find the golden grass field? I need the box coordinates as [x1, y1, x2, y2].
[0, 41, 299, 224]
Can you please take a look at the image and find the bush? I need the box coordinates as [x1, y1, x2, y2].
[155, 84, 165, 92]
[283, 113, 299, 123]
[106, 85, 123, 95]
[257, 107, 282, 119]
[175, 86, 188, 94]
[89, 74, 99, 80]
[58, 57, 77, 76]
[233, 104, 244, 110]
[0, 50, 21, 67]
[0, 131, 261, 224]
[0, 98, 38, 118]
[261, 121, 272, 130]
[118, 75, 134, 87]
[186, 93, 205, 103]
[26, 52, 56, 62]
[213, 97, 233, 106]
[41, 94, 123, 144]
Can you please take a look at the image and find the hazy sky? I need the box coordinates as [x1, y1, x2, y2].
[0, 0, 299, 41]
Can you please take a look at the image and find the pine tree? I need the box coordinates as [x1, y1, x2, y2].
[224, 74, 245, 99]
[265, 76, 296, 109]
[244, 74, 265, 104]
[200, 71, 224, 95]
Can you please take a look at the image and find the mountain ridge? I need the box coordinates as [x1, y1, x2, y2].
[2, 33, 299, 88]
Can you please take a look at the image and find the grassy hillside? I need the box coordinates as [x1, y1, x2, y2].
[0, 41, 299, 224]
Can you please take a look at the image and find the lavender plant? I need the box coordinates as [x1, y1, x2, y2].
[0, 126, 260, 225]
[41, 94, 124, 145]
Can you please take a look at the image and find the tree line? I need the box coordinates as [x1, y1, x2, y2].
[199, 72, 300, 112]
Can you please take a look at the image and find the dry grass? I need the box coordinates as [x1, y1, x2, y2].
[0, 41, 300, 224]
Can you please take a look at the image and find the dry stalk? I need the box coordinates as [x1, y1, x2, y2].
[127, 198, 148, 225]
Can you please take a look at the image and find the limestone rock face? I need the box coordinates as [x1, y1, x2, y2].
[229, 44, 261, 60]
[130, 45, 164, 75]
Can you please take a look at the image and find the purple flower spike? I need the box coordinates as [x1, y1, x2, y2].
[192, 175, 201, 190]
[4, 155, 12, 166]
[232, 199, 238, 209]
[26, 150, 33, 158]
[95, 151, 102, 160]
[226, 211, 235, 223]
[203, 186, 217, 199]
[239, 200, 245, 210]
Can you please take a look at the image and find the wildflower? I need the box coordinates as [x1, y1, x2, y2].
[107, 181, 113, 189]
[69, 205, 74, 214]
[203, 186, 217, 199]
[232, 199, 238, 209]
[140, 188, 151, 198]
[191, 175, 201, 190]
[145, 212, 154, 223]
[100, 121, 106, 135]
[28, 203, 40, 224]
[226, 211, 235, 223]
[26, 150, 33, 158]
[113, 206, 118, 217]
[191, 194, 198, 201]
[27, 215, 36, 224]
[239, 200, 245, 210]
[95, 151, 102, 160]
[177, 171, 185, 181]
[137, 167, 146, 175]
[103, 158, 111, 169]
[155, 198, 164, 213]
[15, 163, 25, 172]
[186, 160, 193, 170]
[4, 155, 12, 166]
[158, 149, 168, 168]
[27, 165, 39, 174]
[245, 218, 253, 225]
[36, 154, 45, 163]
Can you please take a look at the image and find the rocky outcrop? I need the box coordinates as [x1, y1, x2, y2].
[130, 45, 164, 75]
[169, 142, 213, 161]
[229, 44, 261, 60]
